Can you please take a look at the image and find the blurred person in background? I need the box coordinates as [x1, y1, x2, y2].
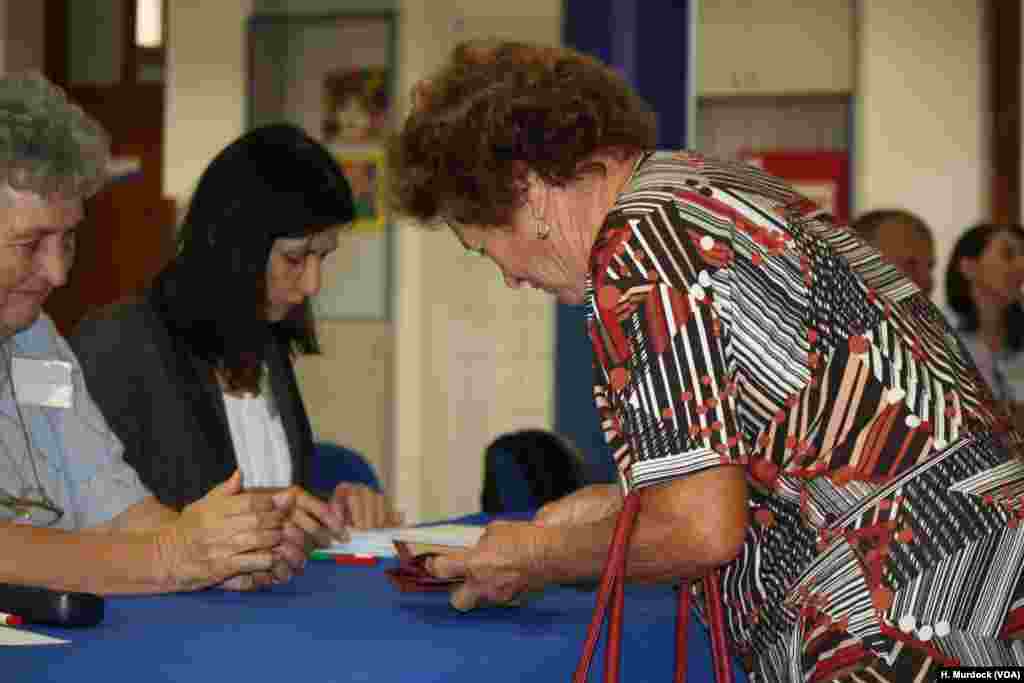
[851, 209, 935, 298]
[946, 223, 1024, 428]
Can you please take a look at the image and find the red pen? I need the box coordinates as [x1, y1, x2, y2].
[333, 554, 378, 567]
[0, 612, 24, 626]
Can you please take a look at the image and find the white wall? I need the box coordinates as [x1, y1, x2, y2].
[855, 1, 987, 309]
[165, 1, 254, 199]
[393, 0, 560, 522]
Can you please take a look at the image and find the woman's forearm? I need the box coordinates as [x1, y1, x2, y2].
[0, 524, 173, 595]
[532, 467, 748, 586]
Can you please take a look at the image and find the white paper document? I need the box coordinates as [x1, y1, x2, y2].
[390, 524, 485, 548]
[323, 528, 404, 558]
[322, 523, 486, 558]
[0, 625, 68, 646]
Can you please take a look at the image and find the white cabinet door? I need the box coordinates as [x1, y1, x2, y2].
[698, 0, 758, 95]
[698, 0, 854, 96]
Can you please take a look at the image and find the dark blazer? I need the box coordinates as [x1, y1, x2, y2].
[69, 293, 316, 511]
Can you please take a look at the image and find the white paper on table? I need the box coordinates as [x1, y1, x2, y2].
[322, 528, 404, 558]
[390, 524, 485, 548]
[322, 524, 486, 558]
[0, 625, 68, 646]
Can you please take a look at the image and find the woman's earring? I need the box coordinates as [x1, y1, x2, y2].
[536, 218, 551, 240]
[531, 205, 552, 240]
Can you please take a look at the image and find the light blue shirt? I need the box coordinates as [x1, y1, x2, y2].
[943, 307, 1024, 404]
[0, 314, 150, 530]
[956, 331, 1024, 404]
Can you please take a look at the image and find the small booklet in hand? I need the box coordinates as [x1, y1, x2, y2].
[385, 542, 464, 593]
[384, 524, 485, 593]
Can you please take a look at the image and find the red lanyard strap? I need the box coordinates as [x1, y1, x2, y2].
[573, 490, 733, 683]
[573, 491, 641, 683]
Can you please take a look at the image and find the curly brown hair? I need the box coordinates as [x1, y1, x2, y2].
[387, 40, 657, 228]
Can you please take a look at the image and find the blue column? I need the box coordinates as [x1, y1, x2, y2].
[557, 0, 694, 482]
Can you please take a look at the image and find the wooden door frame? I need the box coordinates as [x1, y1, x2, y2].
[44, 0, 166, 88]
[40, 0, 175, 335]
[988, 0, 1022, 226]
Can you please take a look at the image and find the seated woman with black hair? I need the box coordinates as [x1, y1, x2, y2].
[70, 124, 401, 546]
[945, 223, 1024, 429]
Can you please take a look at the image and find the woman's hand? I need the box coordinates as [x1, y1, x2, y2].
[155, 471, 296, 592]
[329, 482, 404, 530]
[426, 520, 548, 612]
[273, 485, 348, 550]
[533, 483, 622, 527]
[426, 485, 624, 611]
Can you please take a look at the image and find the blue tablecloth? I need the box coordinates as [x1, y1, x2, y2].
[0, 557, 749, 682]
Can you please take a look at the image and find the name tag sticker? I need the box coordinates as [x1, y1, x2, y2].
[11, 357, 73, 409]
[1005, 361, 1024, 385]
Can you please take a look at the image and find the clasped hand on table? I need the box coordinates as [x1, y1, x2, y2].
[166, 471, 402, 592]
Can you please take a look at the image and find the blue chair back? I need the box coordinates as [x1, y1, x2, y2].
[312, 442, 381, 493]
[481, 430, 587, 514]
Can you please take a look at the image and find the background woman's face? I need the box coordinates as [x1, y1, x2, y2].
[265, 228, 340, 322]
[963, 229, 1024, 309]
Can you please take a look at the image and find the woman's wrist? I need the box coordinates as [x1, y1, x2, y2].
[152, 524, 188, 593]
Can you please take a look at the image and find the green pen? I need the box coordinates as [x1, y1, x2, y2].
[309, 550, 379, 566]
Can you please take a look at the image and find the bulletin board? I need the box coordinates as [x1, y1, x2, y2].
[741, 149, 851, 226]
[248, 12, 396, 320]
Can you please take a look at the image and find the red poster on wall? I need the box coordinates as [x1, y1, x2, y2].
[740, 150, 850, 226]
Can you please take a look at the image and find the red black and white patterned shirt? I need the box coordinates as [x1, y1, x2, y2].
[587, 151, 1024, 681]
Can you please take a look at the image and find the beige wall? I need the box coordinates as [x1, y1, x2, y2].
[854, 1, 987, 309]
[165, 1, 254, 199]
[394, 1, 561, 522]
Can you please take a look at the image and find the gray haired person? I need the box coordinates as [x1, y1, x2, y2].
[0, 73, 331, 595]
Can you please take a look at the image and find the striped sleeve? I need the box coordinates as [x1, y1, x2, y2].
[589, 191, 746, 492]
